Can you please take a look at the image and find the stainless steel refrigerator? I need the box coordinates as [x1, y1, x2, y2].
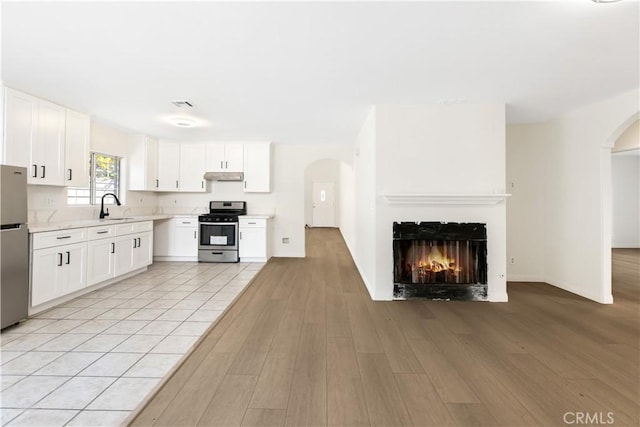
[1, 165, 29, 329]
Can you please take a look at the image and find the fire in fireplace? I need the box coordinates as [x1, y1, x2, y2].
[393, 222, 488, 301]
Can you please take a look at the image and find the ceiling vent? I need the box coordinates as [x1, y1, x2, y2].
[171, 100, 194, 108]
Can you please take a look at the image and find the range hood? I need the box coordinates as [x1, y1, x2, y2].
[203, 171, 244, 181]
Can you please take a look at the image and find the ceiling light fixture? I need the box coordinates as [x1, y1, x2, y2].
[167, 116, 198, 128]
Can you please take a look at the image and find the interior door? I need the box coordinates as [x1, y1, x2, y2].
[312, 182, 336, 227]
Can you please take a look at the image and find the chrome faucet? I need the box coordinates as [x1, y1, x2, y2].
[99, 193, 122, 219]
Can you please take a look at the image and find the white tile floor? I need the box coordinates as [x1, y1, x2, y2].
[0, 261, 263, 426]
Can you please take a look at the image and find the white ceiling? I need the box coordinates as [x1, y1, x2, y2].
[2, 1, 638, 144]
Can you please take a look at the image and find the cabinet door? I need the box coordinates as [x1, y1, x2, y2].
[179, 143, 206, 192]
[133, 232, 153, 269]
[205, 143, 225, 172]
[239, 228, 266, 258]
[129, 135, 158, 191]
[114, 235, 135, 276]
[224, 144, 243, 172]
[157, 140, 180, 191]
[87, 238, 115, 286]
[31, 246, 65, 306]
[34, 100, 65, 186]
[59, 243, 87, 295]
[243, 142, 271, 193]
[173, 222, 198, 257]
[64, 110, 90, 187]
[3, 88, 36, 169]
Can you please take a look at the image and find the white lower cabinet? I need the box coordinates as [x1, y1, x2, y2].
[153, 216, 198, 260]
[87, 238, 116, 286]
[239, 218, 270, 262]
[31, 242, 87, 307]
[30, 221, 153, 311]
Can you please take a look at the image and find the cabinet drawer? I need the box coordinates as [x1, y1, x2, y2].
[32, 228, 87, 250]
[88, 225, 116, 240]
[173, 217, 198, 227]
[115, 221, 153, 236]
[239, 218, 266, 228]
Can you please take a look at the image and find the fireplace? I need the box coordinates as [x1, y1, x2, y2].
[393, 221, 488, 301]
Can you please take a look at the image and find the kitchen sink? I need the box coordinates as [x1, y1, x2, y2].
[103, 217, 135, 221]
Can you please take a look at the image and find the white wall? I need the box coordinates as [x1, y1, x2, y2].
[341, 107, 377, 296]
[303, 159, 340, 227]
[27, 120, 158, 224]
[505, 124, 545, 282]
[505, 89, 639, 303]
[612, 153, 640, 248]
[156, 143, 351, 258]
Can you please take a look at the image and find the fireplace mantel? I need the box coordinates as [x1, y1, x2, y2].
[380, 193, 511, 206]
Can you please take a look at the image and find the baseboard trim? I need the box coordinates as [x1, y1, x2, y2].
[612, 243, 640, 249]
[507, 275, 546, 283]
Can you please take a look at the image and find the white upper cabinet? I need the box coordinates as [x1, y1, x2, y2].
[64, 109, 90, 188]
[179, 142, 206, 192]
[206, 143, 243, 172]
[3, 88, 36, 168]
[129, 134, 159, 191]
[32, 99, 66, 186]
[3, 87, 86, 187]
[243, 142, 271, 193]
[157, 140, 180, 191]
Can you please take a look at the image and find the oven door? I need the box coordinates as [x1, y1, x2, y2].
[199, 222, 238, 250]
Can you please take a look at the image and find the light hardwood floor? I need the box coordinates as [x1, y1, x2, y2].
[130, 229, 640, 426]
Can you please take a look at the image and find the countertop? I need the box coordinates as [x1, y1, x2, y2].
[28, 215, 174, 233]
[239, 214, 274, 220]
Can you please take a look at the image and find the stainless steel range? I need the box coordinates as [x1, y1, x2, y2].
[198, 201, 247, 262]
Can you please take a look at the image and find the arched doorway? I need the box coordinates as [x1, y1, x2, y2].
[601, 113, 639, 303]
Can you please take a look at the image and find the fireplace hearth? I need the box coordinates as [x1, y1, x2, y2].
[393, 221, 488, 301]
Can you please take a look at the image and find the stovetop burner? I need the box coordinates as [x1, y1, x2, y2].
[199, 201, 247, 223]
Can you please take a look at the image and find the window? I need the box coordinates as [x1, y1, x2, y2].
[67, 152, 121, 205]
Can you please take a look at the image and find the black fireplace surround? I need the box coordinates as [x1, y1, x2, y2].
[393, 221, 488, 301]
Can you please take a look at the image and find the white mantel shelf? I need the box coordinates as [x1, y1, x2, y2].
[380, 193, 511, 206]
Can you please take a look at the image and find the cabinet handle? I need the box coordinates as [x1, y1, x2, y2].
[220, 161, 223, 169]
[56, 235, 72, 240]
[66, 251, 70, 264]
[176, 180, 179, 188]
[111, 242, 115, 254]
[225, 161, 228, 169]
[248, 222, 256, 225]
[193, 230, 197, 239]
[57, 253, 63, 266]
[244, 181, 247, 189]
[97, 230, 109, 234]
[137, 237, 141, 247]
[32, 164, 38, 178]
[201, 181, 204, 188]
[68, 168, 72, 181]
[133, 238, 137, 248]
[239, 231, 243, 240]
[156, 179, 159, 188]
[41, 165, 46, 178]
[182, 221, 191, 224]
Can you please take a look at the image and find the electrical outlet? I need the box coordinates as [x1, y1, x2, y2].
[510, 181, 516, 190]
[45, 197, 55, 207]
[510, 257, 516, 265]
[282, 237, 290, 244]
